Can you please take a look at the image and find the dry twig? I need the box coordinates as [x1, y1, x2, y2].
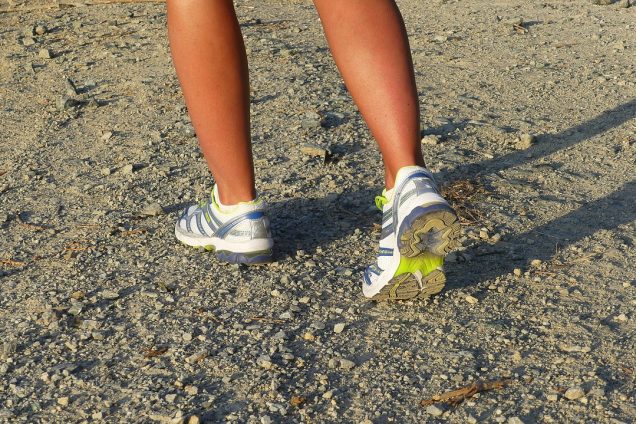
[0, 258, 26, 268]
[142, 347, 169, 358]
[421, 379, 512, 407]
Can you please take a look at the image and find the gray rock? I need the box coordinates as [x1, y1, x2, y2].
[339, 358, 356, 370]
[333, 323, 346, 334]
[516, 133, 535, 150]
[140, 202, 165, 217]
[101, 290, 120, 300]
[38, 48, 53, 59]
[300, 143, 330, 159]
[257, 355, 273, 369]
[426, 405, 444, 416]
[564, 386, 585, 400]
[22, 37, 36, 46]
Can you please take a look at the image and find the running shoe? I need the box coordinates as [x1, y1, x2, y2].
[175, 185, 274, 264]
[363, 166, 461, 300]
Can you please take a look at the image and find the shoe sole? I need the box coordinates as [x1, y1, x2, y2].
[371, 268, 446, 301]
[398, 204, 461, 257]
[175, 227, 273, 265]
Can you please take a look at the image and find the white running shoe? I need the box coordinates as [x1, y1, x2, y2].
[175, 185, 274, 264]
[363, 166, 461, 300]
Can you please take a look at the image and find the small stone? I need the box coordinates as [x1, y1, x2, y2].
[516, 133, 535, 150]
[465, 295, 479, 304]
[333, 323, 346, 334]
[300, 143, 330, 159]
[564, 386, 585, 400]
[34, 25, 47, 35]
[57, 397, 69, 406]
[68, 304, 82, 316]
[508, 418, 525, 424]
[339, 358, 356, 370]
[322, 390, 334, 399]
[22, 37, 36, 46]
[140, 202, 165, 217]
[188, 416, 200, 424]
[101, 167, 113, 176]
[615, 313, 628, 322]
[618, 0, 631, 7]
[184, 385, 198, 396]
[546, 393, 559, 402]
[426, 405, 444, 417]
[100, 131, 113, 141]
[421, 135, 441, 145]
[165, 393, 177, 403]
[270, 289, 280, 297]
[120, 164, 135, 174]
[91, 412, 103, 420]
[298, 296, 310, 304]
[303, 332, 315, 341]
[513, 268, 522, 277]
[511, 351, 522, 363]
[57, 96, 79, 110]
[101, 290, 120, 300]
[257, 355, 273, 369]
[38, 48, 53, 59]
[591, 0, 615, 5]
[530, 259, 542, 268]
[300, 118, 321, 129]
[260, 416, 273, 424]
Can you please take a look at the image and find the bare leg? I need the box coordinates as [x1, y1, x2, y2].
[313, 0, 425, 189]
[167, 0, 255, 204]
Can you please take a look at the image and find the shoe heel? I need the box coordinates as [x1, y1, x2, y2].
[398, 204, 461, 257]
[216, 249, 273, 265]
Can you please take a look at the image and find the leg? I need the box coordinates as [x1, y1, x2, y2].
[167, 0, 255, 204]
[313, 0, 424, 189]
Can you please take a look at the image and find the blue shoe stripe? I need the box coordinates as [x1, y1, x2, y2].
[215, 211, 264, 239]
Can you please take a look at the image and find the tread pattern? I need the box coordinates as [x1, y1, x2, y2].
[399, 209, 461, 257]
[371, 269, 446, 301]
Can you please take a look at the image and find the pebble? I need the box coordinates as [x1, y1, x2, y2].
[300, 143, 330, 159]
[516, 133, 535, 150]
[546, 393, 559, 402]
[465, 295, 479, 304]
[38, 48, 53, 59]
[339, 358, 356, 370]
[165, 393, 177, 403]
[260, 416, 273, 424]
[57, 96, 79, 111]
[513, 268, 522, 277]
[120, 164, 135, 174]
[187, 416, 200, 424]
[615, 313, 628, 323]
[140, 202, 165, 217]
[34, 25, 47, 35]
[101, 290, 120, 300]
[333, 323, 346, 334]
[257, 355, 273, 369]
[421, 135, 441, 145]
[22, 37, 36, 46]
[619, 0, 631, 7]
[508, 417, 524, 424]
[100, 131, 113, 141]
[184, 385, 198, 396]
[530, 259, 542, 268]
[564, 386, 585, 400]
[426, 405, 444, 417]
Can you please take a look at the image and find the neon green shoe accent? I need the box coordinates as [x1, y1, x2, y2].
[375, 190, 389, 211]
[394, 251, 444, 278]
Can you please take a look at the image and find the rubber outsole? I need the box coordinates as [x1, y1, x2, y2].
[180, 242, 273, 265]
[398, 204, 461, 257]
[371, 268, 446, 301]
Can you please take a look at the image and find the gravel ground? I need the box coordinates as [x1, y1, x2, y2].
[1, 0, 635, 423]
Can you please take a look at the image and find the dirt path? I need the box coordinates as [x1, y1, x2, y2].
[1, 0, 634, 422]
